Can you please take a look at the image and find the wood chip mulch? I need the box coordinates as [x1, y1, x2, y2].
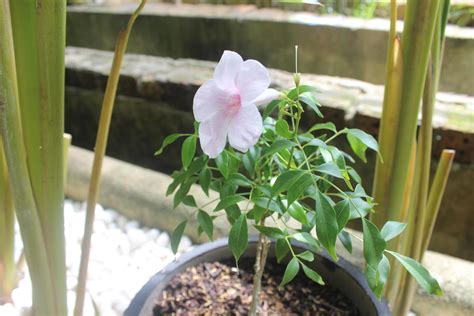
[153, 258, 359, 316]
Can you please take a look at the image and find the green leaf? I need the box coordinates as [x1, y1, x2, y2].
[362, 219, 386, 269]
[287, 85, 319, 99]
[380, 221, 407, 241]
[287, 201, 308, 225]
[287, 173, 313, 206]
[182, 195, 197, 207]
[263, 139, 296, 158]
[347, 129, 379, 152]
[300, 92, 323, 118]
[170, 220, 187, 254]
[197, 210, 214, 240]
[338, 230, 352, 254]
[346, 129, 379, 163]
[181, 136, 197, 168]
[275, 238, 290, 263]
[374, 255, 390, 298]
[347, 166, 362, 184]
[263, 98, 282, 119]
[308, 122, 337, 133]
[167, 171, 187, 196]
[275, 119, 293, 139]
[272, 170, 307, 196]
[254, 225, 285, 239]
[154, 133, 187, 156]
[215, 151, 229, 178]
[347, 133, 367, 162]
[296, 250, 314, 262]
[292, 232, 321, 252]
[173, 178, 195, 208]
[229, 214, 248, 262]
[314, 191, 339, 260]
[305, 138, 327, 149]
[316, 162, 344, 179]
[387, 250, 443, 296]
[279, 257, 300, 287]
[348, 198, 372, 219]
[242, 147, 259, 176]
[319, 147, 333, 163]
[214, 195, 245, 212]
[301, 263, 325, 285]
[227, 173, 253, 187]
[334, 200, 351, 232]
[252, 197, 283, 214]
[199, 168, 211, 196]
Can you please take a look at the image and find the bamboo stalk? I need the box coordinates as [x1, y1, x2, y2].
[0, 139, 15, 301]
[9, 1, 68, 313]
[73, 2, 147, 315]
[384, 0, 441, 224]
[0, 1, 59, 314]
[64, 133, 72, 187]
[422, 149, 454, 253]
[372, 0, 403, 228]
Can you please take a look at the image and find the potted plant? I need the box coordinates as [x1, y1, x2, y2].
[126, 47, 443, 315]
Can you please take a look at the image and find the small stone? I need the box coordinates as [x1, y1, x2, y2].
[125, 220, 140, 231]
[178, 236, 192, 252]
[156, 232, 170, 247]
[116, 215, 128, 230]
[128, 228, 147, 249]
[146, 228, 160, 240]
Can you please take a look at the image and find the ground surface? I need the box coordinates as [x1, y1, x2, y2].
[0, 199, 193, 316]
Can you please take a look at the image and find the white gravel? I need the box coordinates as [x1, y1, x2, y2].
[1, 199, 193, 316]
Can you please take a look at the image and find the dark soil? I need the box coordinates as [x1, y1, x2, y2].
[153, 258, 359, 315]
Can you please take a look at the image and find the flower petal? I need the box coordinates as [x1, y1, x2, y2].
[198, 112, 229, 158]
[214, 50, 243, 90]
[193, 79, 233, 122]
[228, 105, 263, 153]
[235, 59, 270, 104]
[252, 88, 280, 107]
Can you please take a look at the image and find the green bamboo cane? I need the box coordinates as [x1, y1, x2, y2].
[8, 1, 68, 313]
[73, 1, 147, 315]
[0, 139, 15, 301]
[394, 3, 451, 313]
[0, 1, 61, 314]
[384, 0, 441, 225]
[372, 0, 403, 229]
[394, 150, 454, 315]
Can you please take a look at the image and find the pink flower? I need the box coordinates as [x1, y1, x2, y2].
[193, 51, 279, 158]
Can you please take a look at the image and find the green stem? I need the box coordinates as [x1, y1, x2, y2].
[0, 1, 59, 313]
[73, 2, 147, 315]
[0, 139, 15, 301]
[384, 0, 441, 227]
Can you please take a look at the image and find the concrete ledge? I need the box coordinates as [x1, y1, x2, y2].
[66, 145, 473, 316]
[66, 3, 474, 95]
[65, 47, 474, 163]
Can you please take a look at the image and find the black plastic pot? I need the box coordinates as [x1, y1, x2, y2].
[125, 237, 391, 316]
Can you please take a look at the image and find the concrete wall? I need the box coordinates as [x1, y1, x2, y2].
[66, 3, 474, 96]
[64, 47, 474, 260]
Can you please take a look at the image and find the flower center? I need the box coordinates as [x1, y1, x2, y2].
[227, 93, 241, 115]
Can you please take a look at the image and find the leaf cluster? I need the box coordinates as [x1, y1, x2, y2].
[155, 84, 442, 298]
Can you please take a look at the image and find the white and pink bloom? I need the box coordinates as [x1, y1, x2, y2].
[193, 51, 279, 158]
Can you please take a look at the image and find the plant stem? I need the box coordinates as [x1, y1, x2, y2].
[73, 2, 147, 316]
[248, 231, 270, 316]
[0, 1, 63, 314]
[0, 139, 14, 302]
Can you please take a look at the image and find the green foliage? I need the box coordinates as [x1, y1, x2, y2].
[157, 79, 441, 299]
